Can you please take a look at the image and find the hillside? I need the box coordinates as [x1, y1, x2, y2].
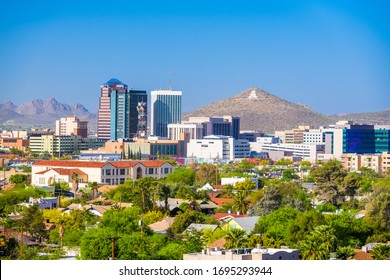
[184, 87, 336, 133]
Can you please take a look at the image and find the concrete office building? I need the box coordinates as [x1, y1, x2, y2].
[151, 90, 182, 138]
[55, 116, 88, 138]
[187, 135, 250, 161]
[29, 134, 105, 156]
[182, 116, 240, 140]
[167, 123, 204, 140]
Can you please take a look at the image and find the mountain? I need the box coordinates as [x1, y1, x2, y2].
[331, 109, 390, 125]
[184, 87, 336, 133]
[0, 98, 96, 130]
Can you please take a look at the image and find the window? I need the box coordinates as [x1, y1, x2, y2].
[120, 169, 125, 175]
[106, 169, 111, 175]
[149, 168, 154, 174]
[164, 168, 169, 174]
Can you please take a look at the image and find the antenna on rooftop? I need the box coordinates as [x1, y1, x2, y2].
[168, 67, 172, 90]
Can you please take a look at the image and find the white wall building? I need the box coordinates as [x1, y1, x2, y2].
[187, 135, 250, 161]
[31, 160, 174, 188]
[167, 123, 204, 140]
[254, 142, 325, 163]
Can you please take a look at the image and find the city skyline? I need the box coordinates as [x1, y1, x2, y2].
[0, 1, 389, 115]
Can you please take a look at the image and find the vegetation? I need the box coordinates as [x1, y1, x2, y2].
[0, 160, 389, 260]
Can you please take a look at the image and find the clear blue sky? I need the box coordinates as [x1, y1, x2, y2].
[0, 0, 389, 115]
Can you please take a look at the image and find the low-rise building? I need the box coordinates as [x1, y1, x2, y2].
[29, 134, 105, 156]
[31, 159, 174, 188]
[341, 153, 388, 175]
[187, 135, 250, 161]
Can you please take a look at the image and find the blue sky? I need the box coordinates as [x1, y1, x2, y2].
[0, 0, 389, 115]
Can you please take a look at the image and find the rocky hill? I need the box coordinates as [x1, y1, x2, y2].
[0, 98, 96, 130]
[184, 87, 336, 133]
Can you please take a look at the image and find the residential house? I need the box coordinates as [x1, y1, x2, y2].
[222, 216, 260, 234]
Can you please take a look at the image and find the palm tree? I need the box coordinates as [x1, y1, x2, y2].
[336, 246, 356, 260]
[233, 191, 250, 215]
[88, 182, 99, 199]
[298, 225, 337, 260]
[71, 172, 79, 197]
[370, 244, 390, 260]
[159, 183, 171, 214]
[224, 228, 247, 249]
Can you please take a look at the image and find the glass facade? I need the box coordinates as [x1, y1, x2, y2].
[342, 128, 390, 154]
[110, 89, 147, 140]
[151, 91, 182, 137]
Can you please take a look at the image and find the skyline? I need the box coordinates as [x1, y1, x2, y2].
[0, 1, 389, 115]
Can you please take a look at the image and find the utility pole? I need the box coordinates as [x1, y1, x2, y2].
[19, 225, 23, 258]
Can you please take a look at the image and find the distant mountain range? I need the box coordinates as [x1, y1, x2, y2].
[0, 90, 388, 133]
[0, 98, 96, 130]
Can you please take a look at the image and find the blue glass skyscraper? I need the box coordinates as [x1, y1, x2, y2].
[150, 90, 182, 137]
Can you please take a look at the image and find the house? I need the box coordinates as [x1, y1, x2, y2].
[19, 197, 58, 210]
[213, 213, 246, 223]
[0, 226, 40, 247]
[63, 203, 112, 217]
[222, 216, 260, 234]
[160, 198, 218, 215]
[149, 217, 175, 234]
[31, 159, 174, 189]
[185, 223, 220, 233]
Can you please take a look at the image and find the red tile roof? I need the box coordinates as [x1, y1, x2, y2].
[52, 168, 87, 176]
[213, 213, 246, 220]
[210, 197, 234, 206]
[353, 249, 373, 260]
[33, 160, 170, 168]
[139, 160, 167, 167]
[33, 160, 108, 168]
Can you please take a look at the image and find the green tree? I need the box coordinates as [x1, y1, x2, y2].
[21, 204, 47, 242]
[194, 164, 218, 185]
[88, 182, 99, 199]
[224, 228, 247, 249]
[282, 168, 299, 181]
[9, 174, 28, 185]
[170, 210, 204, 235]
[157, 243, 187, 260]
[233, 191, 250, 215]
[336, 246, 356, 260]
[253, 207, 299, 244]
[286, 209, 326, 245]
[298, 225, 337, 260]
[80, 227, 117, 260]
[340, 172, 361, 199]
[328, 210, 373, 247]
[274, 158, 293, 166]
[311, 160, 347, 205]
[365, 179, 390, 230]
[234, 179, 257, 194]
[370, 244, 390, 260]
[166, 167, 196, 186]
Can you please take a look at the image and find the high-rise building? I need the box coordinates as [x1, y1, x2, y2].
[151, 90, 182, 138]
[97, 78, 147, 141]
[98, 79, 127, 140]
[55, 116, 88, 138]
